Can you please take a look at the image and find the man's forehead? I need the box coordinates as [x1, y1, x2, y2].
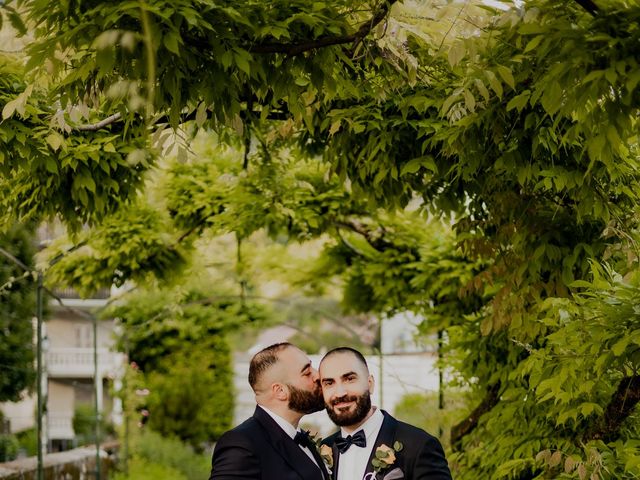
[282, 346, 309, 367]
[321, 352, 365, 375]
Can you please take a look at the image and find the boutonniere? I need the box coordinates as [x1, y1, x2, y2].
[307, 432, 333, 472]
[319, 444, 334, 469]
[371, 441, 403, 476]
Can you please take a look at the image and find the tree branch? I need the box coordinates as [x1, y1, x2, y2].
[584, 374, 640, 442]
[76, 112, 122, 131]
[451, 382, 501, 450]
[335, 218, 390, 252]
[69, 2, 402, 134]
[248, 0, 398, 56]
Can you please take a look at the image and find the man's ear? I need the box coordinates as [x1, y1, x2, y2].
[272, 382, 288, 401]
[368, 375, 375, 394]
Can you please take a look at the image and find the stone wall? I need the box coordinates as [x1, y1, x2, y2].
[0, 444, 118, 480]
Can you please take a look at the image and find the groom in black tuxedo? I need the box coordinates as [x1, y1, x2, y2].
[320, 347, 452, 480]
[210, 342, 330, 480]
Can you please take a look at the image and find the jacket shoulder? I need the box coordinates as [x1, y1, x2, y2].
[215, 417, 262, 446]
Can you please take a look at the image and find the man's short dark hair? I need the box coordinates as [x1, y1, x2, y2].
[321, 346, 369, 371]
[248, 342, 292, 391]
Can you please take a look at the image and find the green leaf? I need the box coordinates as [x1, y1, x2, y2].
[474, 78, 491, 102]
[485, 71, 503, 99]
[611, 337, 629, 356]
[234, 50, 252, 75]
[2, 97, 19, 119]
[45, 157, 58, 174]
[506, 90, 531, 112]
[463, 88, 476, 111]
[46, 132, 64, 151]
[163, 31, 181, 55]
[7, 8, 28, 36]
[401, 156, 436, 176]
[524, 35, 544, 53]
[195, 103, 208, 128]
[496, 65, 515, 90]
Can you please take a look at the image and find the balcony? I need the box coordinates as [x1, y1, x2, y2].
[49, 287, 111, 309]
[52, 287, 111, 300]
[47, 348, 124, 379]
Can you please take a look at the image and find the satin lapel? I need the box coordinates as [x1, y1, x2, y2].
[309, 443, 331, 480]
[363, 411, 398, 479]
[253, 407, 324, 480]
[331, 442, 340, 480]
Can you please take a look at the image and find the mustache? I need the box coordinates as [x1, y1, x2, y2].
[330, 394, 358, 407]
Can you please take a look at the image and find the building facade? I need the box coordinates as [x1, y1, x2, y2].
[1, 286, 124, 453]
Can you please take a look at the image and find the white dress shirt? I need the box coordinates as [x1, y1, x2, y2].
[258, 405, 320, 467]
[337, 407, 384, 480]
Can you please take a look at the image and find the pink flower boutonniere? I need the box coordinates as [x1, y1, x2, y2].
[371, 441, 403, 477]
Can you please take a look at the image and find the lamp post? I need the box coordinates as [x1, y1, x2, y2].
[35, 271, 45, 480]
[93, 312, 101, 480]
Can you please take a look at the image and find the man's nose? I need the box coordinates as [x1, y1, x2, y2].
[334, 382, 347, 396]
[311, 368, 320, 383]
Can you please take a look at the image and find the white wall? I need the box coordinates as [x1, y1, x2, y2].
[0, 395, 36, 433]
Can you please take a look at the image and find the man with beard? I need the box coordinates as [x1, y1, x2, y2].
[319, 347, 452, 480]
[210, 342, 330, 480]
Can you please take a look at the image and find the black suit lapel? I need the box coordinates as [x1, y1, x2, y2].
[253, 407, 325, 480]
[321, 431, 340, 480]
[363, 410, 398, 478]
[309, 442, 331, 480]
[331, 442, 340, 480]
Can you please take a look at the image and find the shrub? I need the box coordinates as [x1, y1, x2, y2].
[0, 434, 19, 462]
[128, 430, 210, 480]
[15, 428, 37, 456]
[145, 347, 233, 449]
[112, 456, 187, 480]
[73, 403, 115, 446]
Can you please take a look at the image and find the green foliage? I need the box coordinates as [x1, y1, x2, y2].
[44, 203, 187, 297]
[4, 0, 640, 478]
[307, 213, 482, 328]
[0, 223, 36, 401]
[23, 0, 375, 128]
[113, 457, 187, 480]
[162, 134, 367, 241]
[146, 349, 233, 448]
[117, 430, 210, 480]
[0, 56, 152, 231]
[0, 433, 19, 462]
[394, 390, 468, 449]
[72, 403, 115, 446]
[107, 281, 260, 446]
[14, 428, 37, 457]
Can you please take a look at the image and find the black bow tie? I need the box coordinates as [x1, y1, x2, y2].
[334, 429, 366, 453]
[294, 430, 314, 449]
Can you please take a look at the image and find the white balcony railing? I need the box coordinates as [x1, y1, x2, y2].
[47, 348, 124, 378]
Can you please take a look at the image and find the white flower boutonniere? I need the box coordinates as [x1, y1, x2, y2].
[306, 432, 333, 473]
[369, 441, 403, 479]
[319, 444, 334, 470]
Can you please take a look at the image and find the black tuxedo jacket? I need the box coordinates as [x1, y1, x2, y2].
[322, 410, 452, 480]
[209, 406, 330, 480]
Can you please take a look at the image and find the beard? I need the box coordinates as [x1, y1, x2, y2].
[325, 390, 372, 427]
[287, 382, 325, 414]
